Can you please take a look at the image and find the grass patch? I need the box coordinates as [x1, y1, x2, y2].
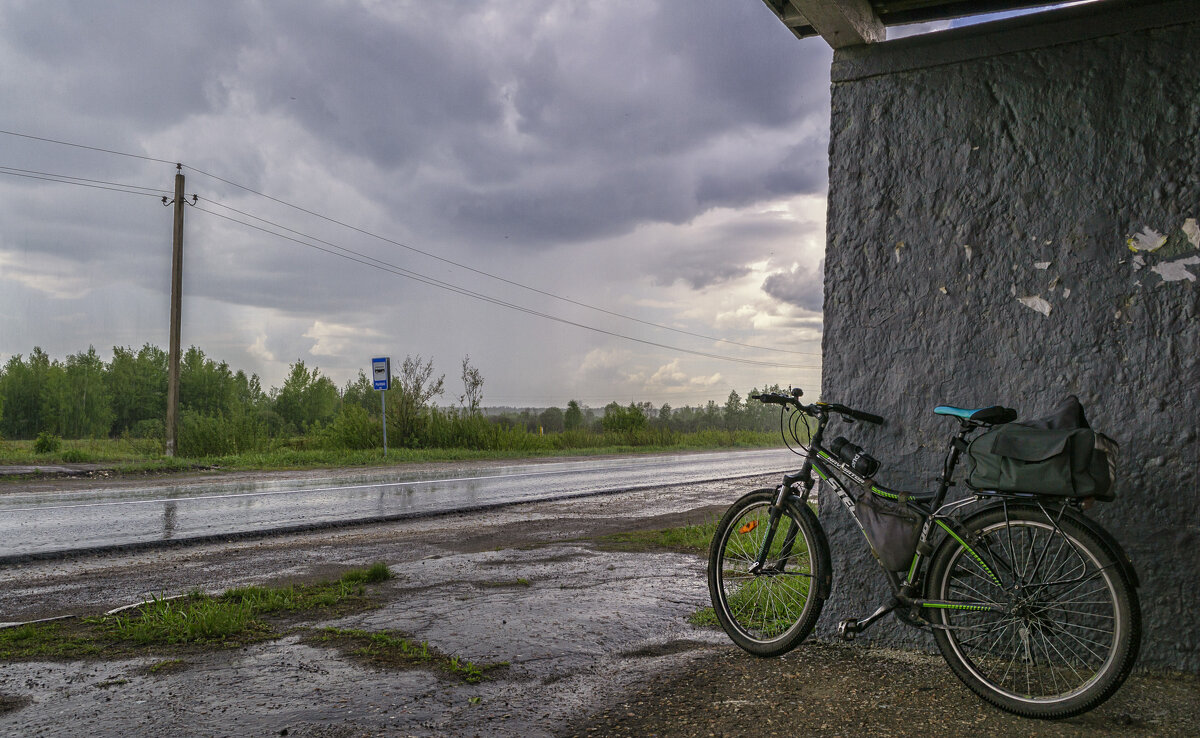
[307, 627, 506, 684]
[477, 577, 531, 588]
[0, 563, 392, 661]
[595, 518, 717, 554]
[687, 607, 720, 628]
[0, 621, 105, 660]
[94, 678, 129, 689]
[147, 658, 188, 675]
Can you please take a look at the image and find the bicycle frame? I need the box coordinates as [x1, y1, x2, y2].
[759, 402, 1057, 633]
[718, 391, 1142, 718]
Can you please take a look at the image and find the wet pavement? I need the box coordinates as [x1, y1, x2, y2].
[0, 449, 796, 561]
[2, 468, 1196, 737]
[0, 473, 754, 736]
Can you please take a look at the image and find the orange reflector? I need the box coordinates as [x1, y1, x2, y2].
[738, 520, 758, 534]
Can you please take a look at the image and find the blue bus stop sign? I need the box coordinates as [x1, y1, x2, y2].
[372, 357, 391, 391]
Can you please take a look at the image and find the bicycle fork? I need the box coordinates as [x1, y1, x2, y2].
[750, 481, 806, 575]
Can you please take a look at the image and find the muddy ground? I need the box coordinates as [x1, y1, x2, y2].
[0, 471, 1196, 737]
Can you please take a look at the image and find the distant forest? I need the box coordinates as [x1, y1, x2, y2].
[0, 345, 786, 456]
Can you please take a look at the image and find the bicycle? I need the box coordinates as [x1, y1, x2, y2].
[706, 388, 1141, 719]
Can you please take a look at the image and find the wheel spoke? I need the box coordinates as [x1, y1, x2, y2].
[932, 512, 1129, 710]
[713, 499, 819, 647]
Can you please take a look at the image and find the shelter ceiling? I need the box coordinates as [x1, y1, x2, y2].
[763, 0, 1100, 44]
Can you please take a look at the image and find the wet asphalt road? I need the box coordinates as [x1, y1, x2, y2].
[0, 473, 753, 737]
[0, 449, 797, 561]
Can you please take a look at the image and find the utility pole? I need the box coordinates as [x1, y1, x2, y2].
[165, 165, 185, 457]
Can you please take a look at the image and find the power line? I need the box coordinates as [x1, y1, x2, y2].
[190, 203, 820, 370]
[0, 128, 823, 360]
[182, 164, 820, 357]
[0, 129, 177, 166]
[0, 166, 169, 199]
[0, 164, 172, 193]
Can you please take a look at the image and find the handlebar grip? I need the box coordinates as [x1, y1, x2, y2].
[845, 408, 885, 425]
[753, 392, 792, 406]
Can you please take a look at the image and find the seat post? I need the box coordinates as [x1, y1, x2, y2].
[932, 423, 973, 507]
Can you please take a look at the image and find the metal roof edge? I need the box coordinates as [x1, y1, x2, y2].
[832, 0, 1200, 82]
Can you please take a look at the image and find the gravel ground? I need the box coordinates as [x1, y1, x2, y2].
[558, 641, 1199, 737]
[1, 466, 1196, 736]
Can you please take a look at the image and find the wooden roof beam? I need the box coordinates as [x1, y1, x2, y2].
[788, 0, 885, 47]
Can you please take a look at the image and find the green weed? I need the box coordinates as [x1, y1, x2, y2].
[0, 563, 393, 659]
[310, 627, 504, 684]
[596, 518, 718, 553]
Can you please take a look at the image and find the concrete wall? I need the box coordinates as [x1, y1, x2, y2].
[819, 0, 1200, 672]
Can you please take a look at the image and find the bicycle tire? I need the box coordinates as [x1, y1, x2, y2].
[707, 489, 830, 657]
[926, 503, 1140, 719]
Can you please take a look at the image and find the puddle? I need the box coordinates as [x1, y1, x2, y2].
[0, 543, 724, 737]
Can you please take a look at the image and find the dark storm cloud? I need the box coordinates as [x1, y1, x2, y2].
[214, 1, 834, 247]
[1, 2, 250, 127]
[648, 214, 814, 290]
[762, 259, 824, 312]
[3, 1, 831, 262]
[695, 137, 829, 209]
[245, 3, 504, 172]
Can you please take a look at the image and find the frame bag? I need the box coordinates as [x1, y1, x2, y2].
[965, 396, 1118, 500]
[852, 481, 922, 571]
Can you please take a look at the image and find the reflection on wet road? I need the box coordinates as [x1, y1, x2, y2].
[0, 449, 797, 559]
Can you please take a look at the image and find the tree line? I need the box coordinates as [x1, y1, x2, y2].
[0, 345, 786, 456]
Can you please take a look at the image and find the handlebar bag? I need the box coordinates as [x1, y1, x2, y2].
[966, 425, 1117, 500]
[852, 481, 922, 571]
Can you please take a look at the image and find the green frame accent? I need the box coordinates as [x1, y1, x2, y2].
[920, 602, 993, 612]
[936, 520, 1001, 586]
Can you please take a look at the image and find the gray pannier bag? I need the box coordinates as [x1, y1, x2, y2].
[852, 480, 922, 571]
[965, 395, 1118, 500]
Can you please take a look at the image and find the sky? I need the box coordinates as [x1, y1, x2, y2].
[0, 2, 1074, 409]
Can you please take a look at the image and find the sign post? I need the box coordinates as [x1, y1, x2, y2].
[372, 357, 391, 456]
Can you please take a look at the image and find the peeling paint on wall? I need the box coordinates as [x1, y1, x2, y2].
[963, 244, 973, 262]
[1017, 295, 1052, 316]
[1184, 218, 1200, 249]
[1034, 261, 1051, 270]
[1151, 255, 1200, 283]
[894, 241, 905, 263]
[1133, 254, 1145, 271]
[1128, 226, 1168, 252]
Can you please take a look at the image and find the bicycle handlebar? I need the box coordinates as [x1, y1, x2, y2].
[751, 391, 885, 426]
[822, 403, 885, 426]
[753, 392, 797, 407]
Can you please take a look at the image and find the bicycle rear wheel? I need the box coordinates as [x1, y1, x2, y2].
[707, 489, 829, 656]
[927, 504, 1140, 719]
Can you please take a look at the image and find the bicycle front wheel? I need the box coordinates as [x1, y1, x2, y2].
[707, 489, 829, 657]
[927, 504, 1140, 719]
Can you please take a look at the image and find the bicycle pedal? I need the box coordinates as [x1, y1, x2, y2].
[837, 618, 859, 641]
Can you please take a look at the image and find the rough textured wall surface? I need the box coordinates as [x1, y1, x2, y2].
[821, 12, 1200, 672]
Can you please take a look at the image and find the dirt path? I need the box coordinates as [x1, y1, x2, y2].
[1, 472, 1195, 737]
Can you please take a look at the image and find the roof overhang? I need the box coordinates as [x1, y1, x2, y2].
[762, 0, 1101, 47]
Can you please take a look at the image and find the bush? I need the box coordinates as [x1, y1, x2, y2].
[320, 405, 381, 451]
[60, 448, 92, 463]
[177, 411, 269, 457]
[131, 419, 164, 440]
[178, 413, 235, 457]
[120, 430, 163, 456]
[33, 432, 62, 454]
